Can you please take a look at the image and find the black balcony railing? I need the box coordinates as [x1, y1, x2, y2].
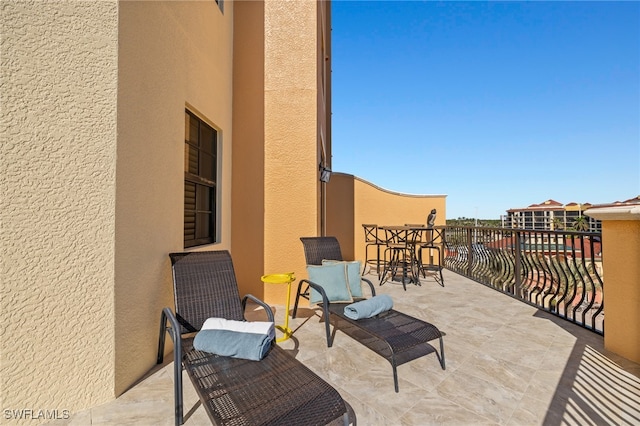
[443, 226, 604, 334]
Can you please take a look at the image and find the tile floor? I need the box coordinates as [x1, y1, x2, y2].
[50, 270, 640, 425]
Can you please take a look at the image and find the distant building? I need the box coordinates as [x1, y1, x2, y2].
[501, 196, 640, 232]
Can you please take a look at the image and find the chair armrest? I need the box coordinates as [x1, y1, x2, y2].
[298, 279, 334, 347]
[298, 278, 332, 321]
[293, 278, 327, 319]
[301, 278, 375, 302]
[299, 278, 331, 307]
[158, 307, 181, 364]
[242, 294, 275, 323]
[361, 277, 376, 297]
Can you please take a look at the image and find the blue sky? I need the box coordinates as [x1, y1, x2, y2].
[331, 1, 640, 219]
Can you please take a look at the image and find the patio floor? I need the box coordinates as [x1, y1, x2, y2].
[52, 269, 640, 425]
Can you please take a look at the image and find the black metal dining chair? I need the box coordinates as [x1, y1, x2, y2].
[415, 227, 445, 286]
[362, 224, 387, 278]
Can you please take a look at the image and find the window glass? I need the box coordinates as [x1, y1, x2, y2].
[184, 110, 217, 247]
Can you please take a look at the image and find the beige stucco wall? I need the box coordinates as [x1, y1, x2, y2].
[262, 0, 323, 303]
[601, 221, 640, 363]
[116, 0, 234, 396]
[586, 207, 640, 364]
[1, 0, 333, 415]
[231, 1, 266, 299]
[1, 0, 236, 417]
[327, 173, 447, 263]
[1, 0, 119, 417]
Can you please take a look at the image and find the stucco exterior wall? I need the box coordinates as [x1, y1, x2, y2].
[263, 0, 321, 303]
[1, 0, 119, 417]
[231, 1, 266, 298]
[116, 1, 234, 395]
[601, 220, 640, 363]
[586, 206, 640, 364]
[327, 173, 447, 263]
[2, 0, 332, 415]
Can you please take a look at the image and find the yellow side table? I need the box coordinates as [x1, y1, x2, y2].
[260, 272, 295, 342]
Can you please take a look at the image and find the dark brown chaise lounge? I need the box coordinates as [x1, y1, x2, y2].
[158, 250, 350, 426]
[294, 237, 445, 392]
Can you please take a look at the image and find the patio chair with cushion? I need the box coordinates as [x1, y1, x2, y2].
[293, 237, 446, 392]
[158, 250, 351, 426]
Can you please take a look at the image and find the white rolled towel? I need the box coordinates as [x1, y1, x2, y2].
[201, 317, 276, 341]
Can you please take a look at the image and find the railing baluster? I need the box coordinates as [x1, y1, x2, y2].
[443, 225, 603, 335]
[466, 227, 473, 277]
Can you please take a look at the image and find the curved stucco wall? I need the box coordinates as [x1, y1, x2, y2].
[327, 173, 447, 262]
[1, 0, 118, 417]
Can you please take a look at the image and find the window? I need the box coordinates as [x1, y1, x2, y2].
[184, 110, 217, 248]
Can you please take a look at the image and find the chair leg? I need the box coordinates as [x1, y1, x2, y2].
[363, 243, 384, 277]
[400, 251, 407, 291]
[362, 244, 369, 275]
[322, 302, 334, 347]
[157, 312, 168, 365]
[381, 249, 399, 286]
[158, 308, 184, 426]
[391, 357, 399, 393]
[438, 336, 446, 370]
[437, 247, 445, 286]
[292, 282, 304, 318]
[379, 249, 391, 285]
[376, 244, 382, 279]
[174, 347, 184, 426]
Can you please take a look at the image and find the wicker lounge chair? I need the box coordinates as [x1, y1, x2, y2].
[293, 237, 445, 392]
[158, 250, 350, 426]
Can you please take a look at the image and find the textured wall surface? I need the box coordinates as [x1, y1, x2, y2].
[585, 207, 640, 363]
[231, 0, 266, 299]
[263, 0, 321, 303]
[115, 1, 234, 395]
[601, 220, 640, 364]
[1, 0, 119, 419]
[326, 173, 447, 264]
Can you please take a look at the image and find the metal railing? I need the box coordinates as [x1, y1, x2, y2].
[443, 226, 604, 334]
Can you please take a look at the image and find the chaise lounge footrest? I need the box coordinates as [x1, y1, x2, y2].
[327, 305, 445, 392]
[181, 337, 347, 425]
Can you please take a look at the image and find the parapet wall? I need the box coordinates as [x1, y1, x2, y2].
[326, 172, 446, 262]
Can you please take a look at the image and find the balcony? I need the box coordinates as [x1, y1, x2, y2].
[67, 269, 640, 425]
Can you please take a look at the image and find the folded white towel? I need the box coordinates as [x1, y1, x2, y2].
[202, 317, 276, 341]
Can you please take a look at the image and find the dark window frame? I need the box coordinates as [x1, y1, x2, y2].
[184, 110, 218, 248]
